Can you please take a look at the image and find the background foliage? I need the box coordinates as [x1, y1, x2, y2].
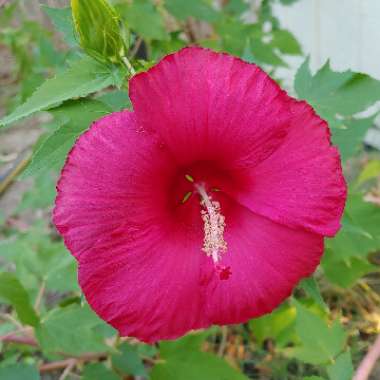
[0, 0, 380, 379]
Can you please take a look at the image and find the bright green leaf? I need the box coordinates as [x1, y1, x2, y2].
[250, 303, 296, 346]
[327, 351, 354, 380]
[154, 331, 247, 380]
[357, 160, 380, 185]
[291, 301, 346, 364]
[322, 255, 377, 288]
[72, 0, 128, 63]
[36, 304, 111, 355]
[0, 57, 115, 127]
[152, 351, 248, 380]
[299, 276, 328, 311]
[0, 272, 39, 327]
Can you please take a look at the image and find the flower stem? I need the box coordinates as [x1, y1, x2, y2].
[122, 56, 136, 76]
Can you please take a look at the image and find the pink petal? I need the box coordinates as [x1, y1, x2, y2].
[77, 196, 322, 342]
[53, 110, 176, 261]
[205, 198, 324, 325]
[232, 101, 346, 237]
[129, 46, 293, 169]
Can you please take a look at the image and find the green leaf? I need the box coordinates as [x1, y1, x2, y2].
[332, 115, 376, 161]
[153, 331, 247, 380]
[118, 0, 167, 40]
[271, 29, 302, 55]
[291, 301, 346, 365]
[97, 90, 131, 111]
[42, 6, 76, 47]
[280, 0, 300, 4]
[112, 342, 146, 376]
[298, 276, 328, 311]
[72, 0, 128, 63]
[36, 304, 111, 355]
[251, 39, 287, 66]
[322, 256, 377, 288]
[357, 160, 380, 185]
[0, 57, 115, 127]
[23, 99, 111, 177]
[82, 363, 121, 380]
[0, 364, 40, 380]
[325, 194, 380, 264]
[250, 303, 296, 346]
[152, 350, 248, 380]
[165, 0, 219, 22]
[216, 18, 248, 56]
[295, 58, 380, 123]
[303, 377, 326, 380]
[17, 173, 56, 210]
[0, 272, 39, 327]
[327, 351, 354, 380]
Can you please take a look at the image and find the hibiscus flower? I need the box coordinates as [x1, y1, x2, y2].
[53, 47, 346, 343]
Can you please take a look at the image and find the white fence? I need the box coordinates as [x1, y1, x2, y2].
[274, 0, 380, 79]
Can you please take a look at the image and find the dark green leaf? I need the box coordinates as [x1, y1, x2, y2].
[0, 57, 114, 127]
[0, 364, 40, 380]
[332, 115, 376, 161]
[250, 303, 296, 346]
[118, 0, 167, 40]
[112, 342, 146, 376]
[165, 0, 219, 22]
[0, 272, 39, 327]
[271, 29, 302, 55]
[295, 59, 380, 124]
[23, 99, 111, 177]
[279, 0, 300, 4]
[251, 38, 287, 66]
[97, 90, 131, 111]
[42, 6, 76, 47]
[82, 363, 121, 380]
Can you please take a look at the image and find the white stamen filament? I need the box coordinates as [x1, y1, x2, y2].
[195, 184, 227, 263]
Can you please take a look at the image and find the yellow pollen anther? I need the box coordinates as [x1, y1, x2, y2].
[185, 174, 194, 183]
[181, 191, 192, 204]
[195, 184, 227, 263]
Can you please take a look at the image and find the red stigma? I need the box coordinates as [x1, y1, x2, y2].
[216, 265, 232, 280]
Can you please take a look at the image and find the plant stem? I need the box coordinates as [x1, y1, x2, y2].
[122, 56, 136, 76]
[353, 333, 380, 380]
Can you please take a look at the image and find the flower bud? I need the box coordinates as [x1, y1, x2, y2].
[71, 0, 128, 64]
